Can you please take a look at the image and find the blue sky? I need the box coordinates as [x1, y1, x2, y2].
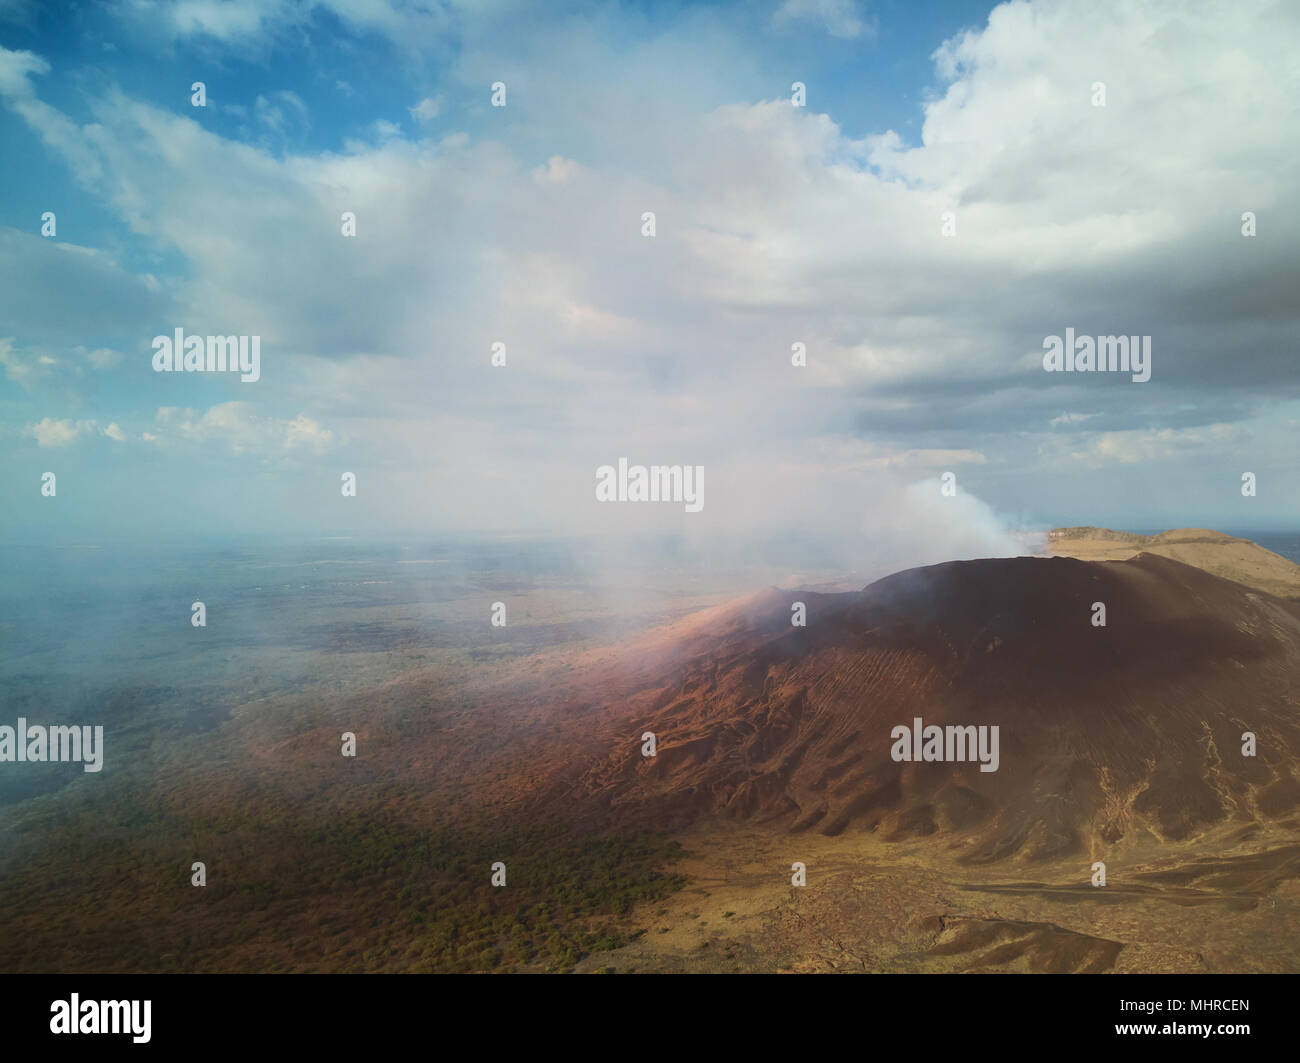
[1, 0, 1298, 560]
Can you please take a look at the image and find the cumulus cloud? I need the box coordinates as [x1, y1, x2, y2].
[28, 417, 98, 447]
[531, 155, 582, 184]
[154, 404, 336, 455]
[0, 339, 128, 388]
[0, 2, 1297, 540]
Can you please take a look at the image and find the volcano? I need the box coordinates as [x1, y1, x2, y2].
[564, 552, 1300, 864]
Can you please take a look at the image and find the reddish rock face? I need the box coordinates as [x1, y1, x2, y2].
[552, 554, 1300, 862]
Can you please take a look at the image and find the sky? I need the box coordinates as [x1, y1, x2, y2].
[1, 0, 1297, 559]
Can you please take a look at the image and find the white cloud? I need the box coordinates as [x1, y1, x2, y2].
[1069, 424, 1246, 467]
[0, 228, 169, 349]
[2, 2, 1299, 536]
[531, 155, 582, 184]
[124, 0, 296, 43]
[83, 347, 123, 369]
[28, 417, 97, 447]
[0, 46, 46, 97]
[772, 0, 874, 39]
[0, 338, 44, 386]
[119, 0, 456, 48]
[0, 340, 126, 385]
[1049, 411, 1100, 428]
[409, 96, 442, 123]
[155, 403, 336, 455]
[284, 413, 335, 451]
[254, 90, 308, 137]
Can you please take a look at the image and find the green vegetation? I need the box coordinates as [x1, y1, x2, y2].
[0, 796, 686, 973]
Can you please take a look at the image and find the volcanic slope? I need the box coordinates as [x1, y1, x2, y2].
[1048, 526, 1300, 599]
[566, 552, 1300, 866]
